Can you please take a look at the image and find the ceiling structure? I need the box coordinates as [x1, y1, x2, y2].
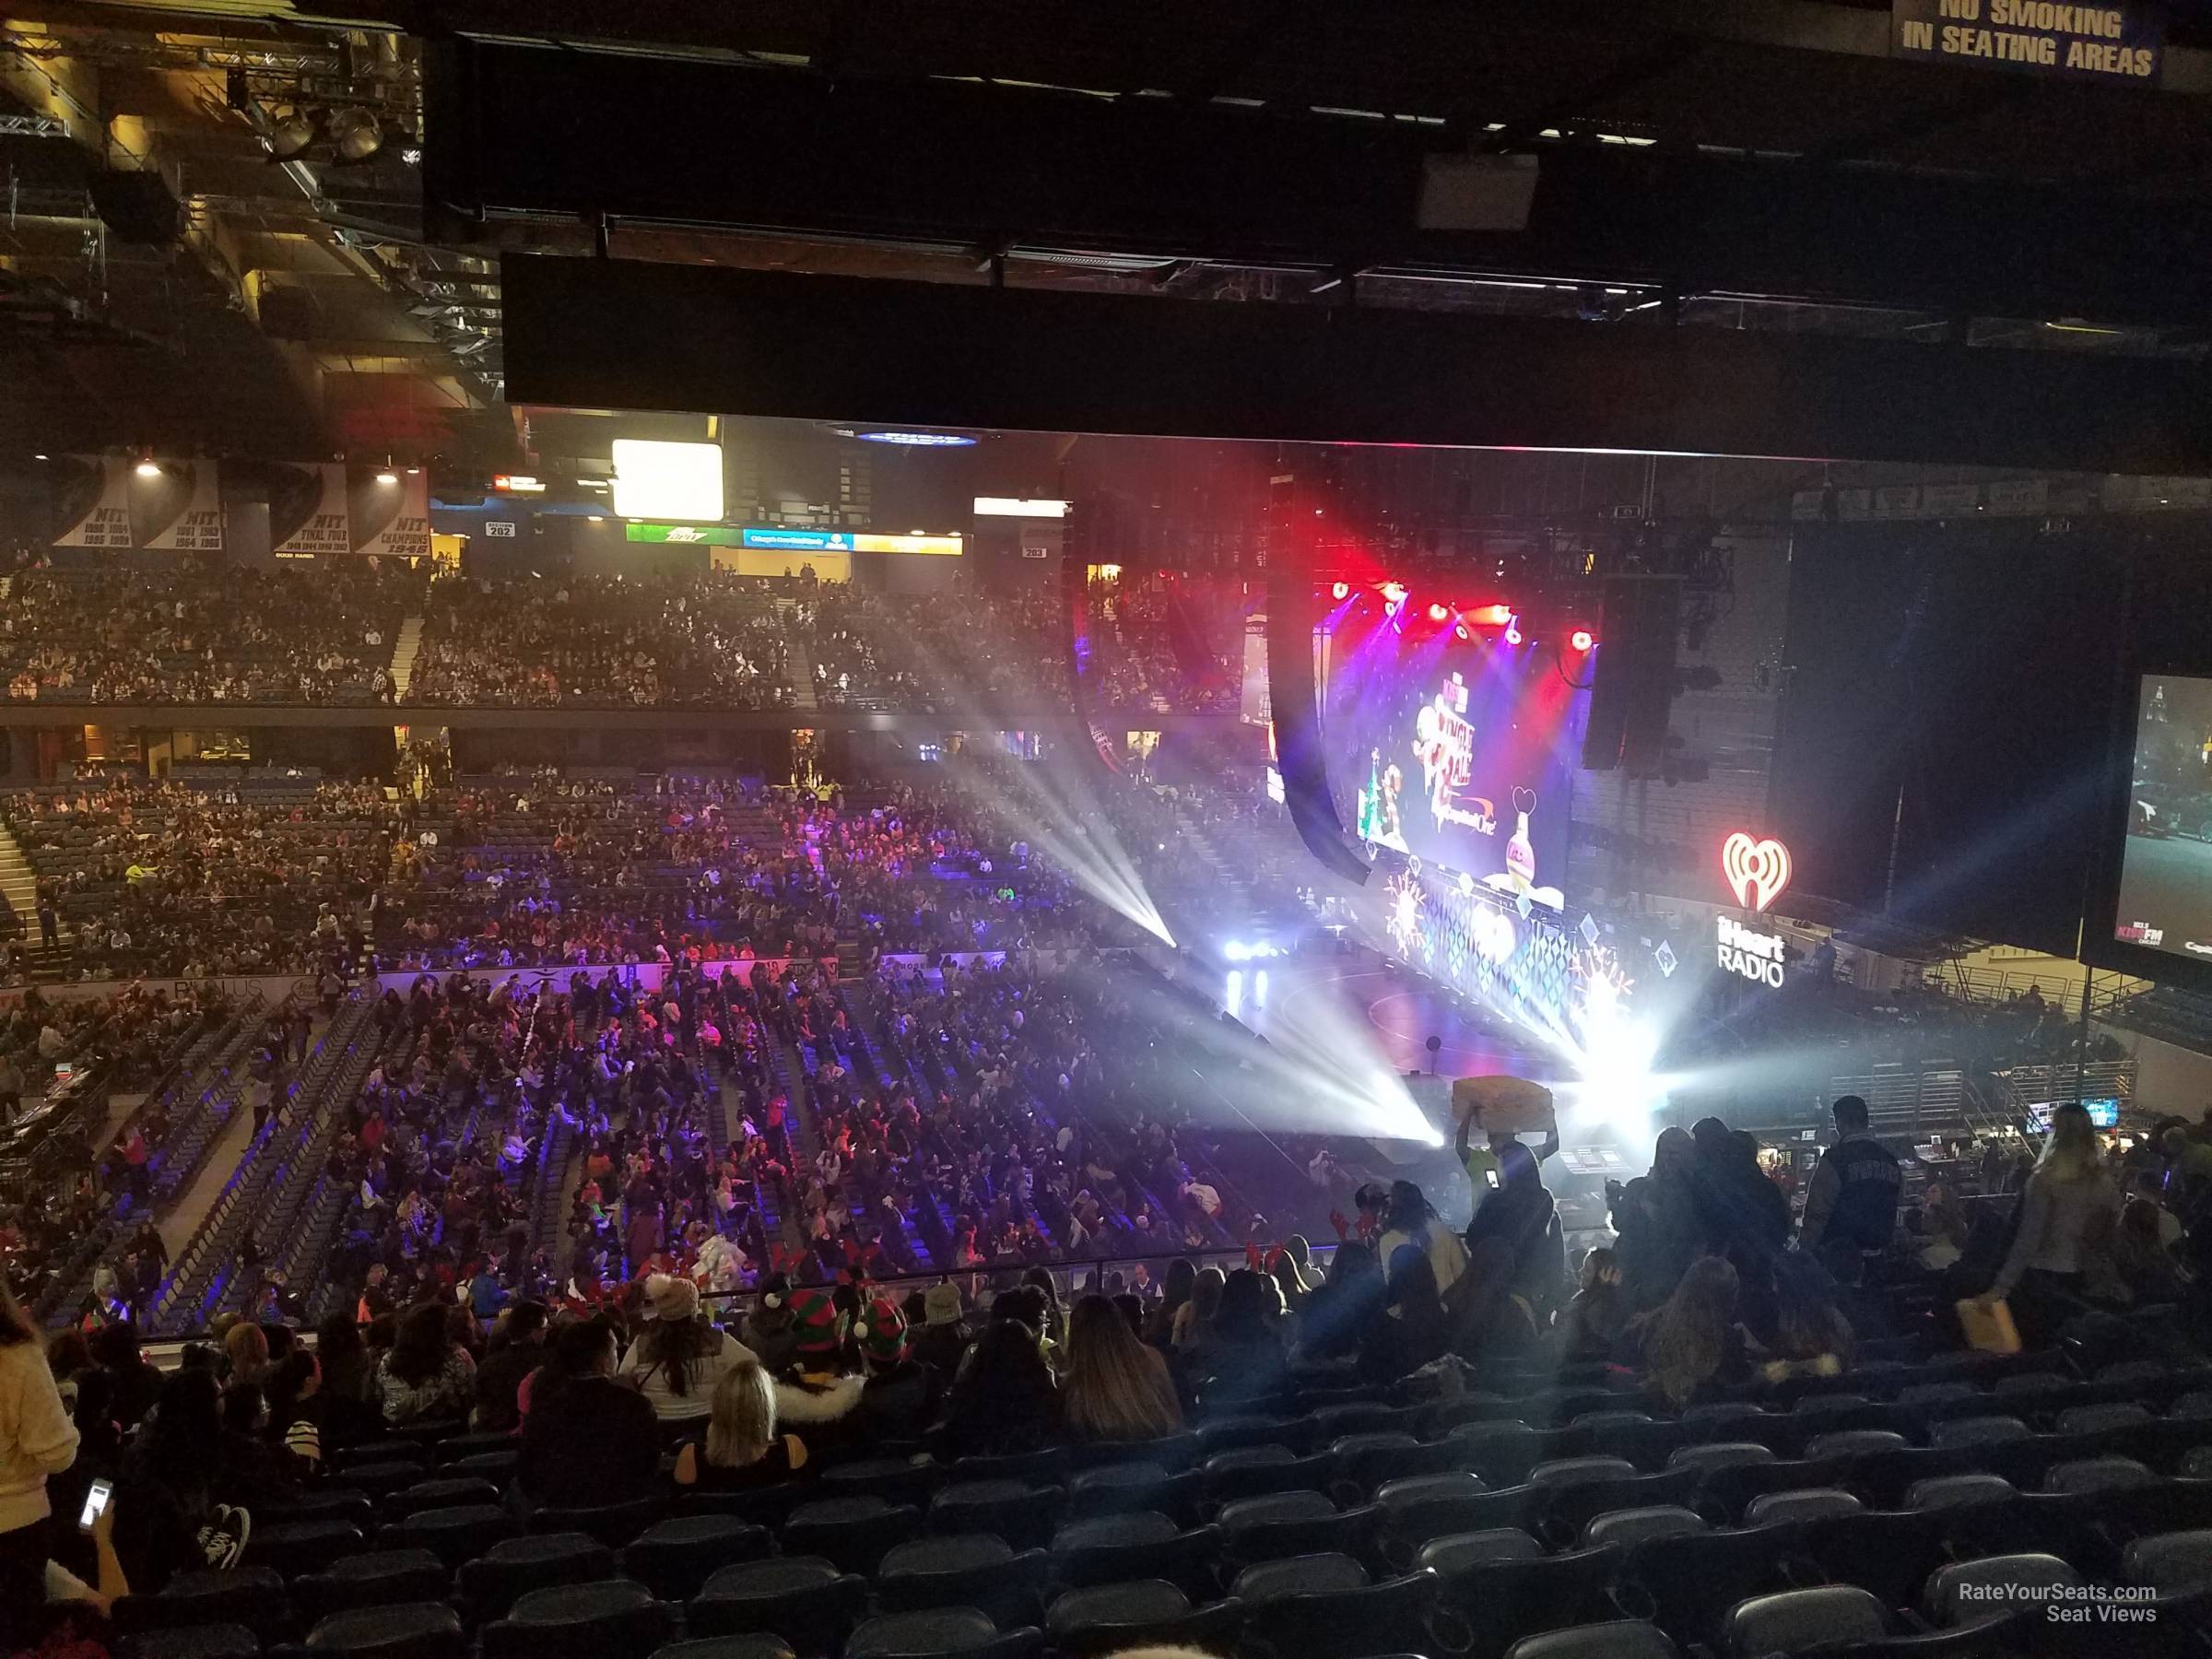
[4, 1, 2210, 475]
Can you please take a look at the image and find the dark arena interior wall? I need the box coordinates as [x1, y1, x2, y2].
[1770, 518, 2212, 959]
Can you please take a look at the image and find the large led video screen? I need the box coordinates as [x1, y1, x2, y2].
[1324, 603, 1586, 911]
[2112, 673, 2212, 964]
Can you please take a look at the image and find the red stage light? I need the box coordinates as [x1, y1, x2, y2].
[1466, 603, 1513, 629]
[1381, 582, 1407, 606]
[1570, 629, 1595, 652]
[1428, 602, 1449, 623]
[1331, 581, 1350, 601]
[1504, 616, 1524, 646]
[1454, 623, 1470, 641]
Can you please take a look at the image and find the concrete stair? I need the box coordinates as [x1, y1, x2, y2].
[0, 816, 66, 975]
[389, 615, 425, 699]
[778, 599, 818, 711]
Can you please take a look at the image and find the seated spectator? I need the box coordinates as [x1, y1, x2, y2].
[90, 1324, 162, 1433]
[311, 1314, 383, 1447]
[113, 1370, 248, 1591]
[1625, 1255, 1750, 1410]
[740, 1275, 800, 1374]
[1759, 1254, 1855, 1384]
[1553, 1246, 1630, 1364]
[939, 1318, 1061, 1460]
[222, 1321, 270, 1392]
[1063, 1293, 1182, 1443]
[375, 1303, 476, 1426]
[851, 1297, 935, 1441]
[2114, 1195, 2189, 1305]
[619, 1275, 757, 1422]
[262, 1351, 324, 1475]
[1171, 1266, 1223, 1352]
[518, 1318, 661, 1510]
[912, 1281, 971, 1381]
[674, 1360, 807, 1491]
[475, 1300, 549, 1433]
[1143, 1258, 1196, 1350]
[1297, 1239, 1384, 1362]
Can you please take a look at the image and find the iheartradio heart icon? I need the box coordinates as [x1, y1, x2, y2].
[1722, 832, 1792, 914]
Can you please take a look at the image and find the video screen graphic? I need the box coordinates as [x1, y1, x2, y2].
[1324, 610, 1584, 910]
[2113, 674, 2212, 963]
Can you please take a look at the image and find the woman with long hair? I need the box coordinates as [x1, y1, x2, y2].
[1171, 1265, 1224, 1351]
[1063, 1294, 1182, 1443]
[223, 1322, 271, 1391]
[1554, 1247, 1630, 1364]
[1633, 1255, 1748, 1410]
[311, 1313, 382, 1446]
[0, 1275, 79, 1646]
[1143, 1258, 1197, 1349]
[619, 1274, 758, 1421]
[1977, 1100, 2123, 1347]
[1359, 1244, 1447, 1384]
[264, 1351, 325, 1474]
[674, 1360, 808, 1490]
[1194, 1269, 1290, 1407]
[374, 1302, 476, 1425]
[1378, 1180, 1470, 1301]
[939, 1318, 1062, 1459]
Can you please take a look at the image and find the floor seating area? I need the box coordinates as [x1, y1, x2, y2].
[100, 1337, 2212, 1659]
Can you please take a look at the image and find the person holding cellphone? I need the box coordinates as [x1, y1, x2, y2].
[0, 1275, 80, 1648]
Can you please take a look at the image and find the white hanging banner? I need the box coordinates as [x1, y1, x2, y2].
[140, 461, 224, 551]
[352, 469, 430, 558]
[271, 463, 350, 559]
[52, 456, 135, 548]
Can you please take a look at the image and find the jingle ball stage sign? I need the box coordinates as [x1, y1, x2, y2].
[1717, 831, 1794, 990]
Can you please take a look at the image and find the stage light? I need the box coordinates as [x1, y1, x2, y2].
[1454, 623, 1470, 641]
[1428, 602, 1450, 623]
[1381, 582, 1407, 607]
[1223, 941, 1251, 962]
[612, 439, 724, 521]
[267, 108, 316, 159]
[1467, 604, 1514, 629]
[1504, 614, 1523, 646]
[1570, 629, 1595, 652]
[330, 107, 382, 162]
[1332, 582, 1351, 601]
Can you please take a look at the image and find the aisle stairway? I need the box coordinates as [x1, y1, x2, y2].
[0, 815, 65, 973]
[779, 600, 818, 711]
[389, 615, 426, 699]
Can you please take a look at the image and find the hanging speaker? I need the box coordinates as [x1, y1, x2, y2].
[88, 170, 185, 245]
[1266, 493, 1370, 888]
[1582, 574, 1683, 774]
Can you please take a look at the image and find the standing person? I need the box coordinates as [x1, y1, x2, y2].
[1377, 1181, 1469, 1302]
[1799, 1095, 1903, 1285]
[1974, 1101, 2123, 1347]
[0, 1276, 79, 1650]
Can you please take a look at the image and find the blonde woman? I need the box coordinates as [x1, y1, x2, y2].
[1063, 1294, 1182, 1443]
[1976, 1101, 2121, 1347]
[673, 1360, 807, 1492]
[1631, 1255, 1749, 1410]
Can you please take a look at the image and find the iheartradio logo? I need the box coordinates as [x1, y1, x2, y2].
[1722, 832, 1792, 915]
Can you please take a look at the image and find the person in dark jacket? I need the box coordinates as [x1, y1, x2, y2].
[516, 1319, 661, 1510]
[474, 1301, 548, 1433]
[938, 1319, 1060, 1459]
[1799, 1095, 1902, 1284]
[851, 1296, 936, 1442]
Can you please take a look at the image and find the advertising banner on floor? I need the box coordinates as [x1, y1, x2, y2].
[270, 463, 350, 559]
[140, 461, 224, 551]
[354, 469, 430, 559]
[51, 455, 135, 548]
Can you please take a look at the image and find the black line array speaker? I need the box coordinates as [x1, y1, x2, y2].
[1265, 500, 1370, 888]
[88, 170, 185, 244]
[1581, 574, 1683, 774]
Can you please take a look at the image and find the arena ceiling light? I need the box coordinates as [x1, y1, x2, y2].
[853, 430, 976, 447]
[266, 108, 316, 159]
[329, 107, 382, 163]
[611, 439, 724, 522]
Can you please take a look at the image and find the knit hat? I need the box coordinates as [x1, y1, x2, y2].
[853, 1297, 910, 1366]
[788, 1286, 844, 1356]
[923, 1281, 965, 1327]
[644, 1273, 699, 1324]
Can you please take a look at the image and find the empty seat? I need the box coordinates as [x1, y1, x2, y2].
[1924, 1553, 2082, 1628]
[114, 1570, 290, 1643]
[1230, 1552, 1371, 1603]
[1898, 1382, 1980, 1406]
[1065, 1464, 1197, 1522]
[1583, 1506, 1708, 1547]
[2044, 1455, 2157, 1494]
[294, 1550, 451, 1623]
[304, 1603, 466, 1659]
[927, 1483, 1062, 1550]
[841, 1608, 1042, 1659]
[2059, 1401, 2156, 1435]
[620, 1516, 771, 1602]
[1199, 1448, 1335, 1506]
[1529, 1456, 1639, 1488]
[482, 1582, 675, 1659]
[246, 1521, 363, 1579]
[1041, 1579, 1242, 1657]
[378, 1504, 517, 1569]
[456, 1533, 615, 1620]
[1504, 1622, 1682, 1659]
[339, 1463, 429, 1501]
[1724, 1585, 1888, 1657]
[689, 1558, 869, 1654]
[1744, 1488, 1863, 1527]
[875, 1535, 1050, 1630]
[1335, 1435, 1465, 1492]
[1621, 1526, 1798, 1646]
[820, 1459, 946, 1510]
[1234, 1558, 1441, 1659]
[118, 1627, 261, 1659]
[2124, 1529, 2212, 1600]
[1803, 1430, 1908, 1462]
[1667, 1442, 1775, 1476]
[780, 1498, 920, 1575]
[1047, 1513, 1224, 1597]
[387, 1478, 501, 1521]
[1906, 1474, 2018, 1512]
[1929, 1417, 2031, 1450]
[647, 1639, 794, 1659]
[526, 1495, 665, 1548]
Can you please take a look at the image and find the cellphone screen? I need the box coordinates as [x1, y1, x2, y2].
[78, 1479, 112, 1532]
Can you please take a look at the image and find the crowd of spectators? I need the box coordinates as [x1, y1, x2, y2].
[0, 561, 420, 705]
